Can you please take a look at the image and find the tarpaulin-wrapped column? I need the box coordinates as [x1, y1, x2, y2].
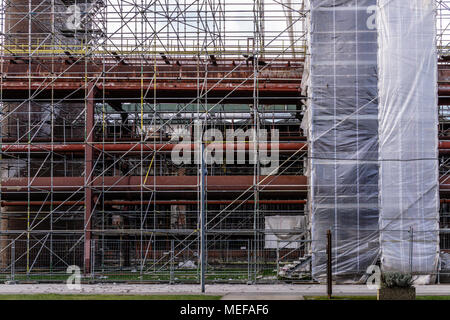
[378, 0, 440, 280]
[303, 0, 380, 281]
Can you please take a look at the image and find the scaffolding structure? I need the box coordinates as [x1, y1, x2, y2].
[0, 0, 310, 283]
[0, 0, 449, 283]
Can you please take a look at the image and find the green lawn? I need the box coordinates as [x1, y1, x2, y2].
[0, 294, 222, 300]
[0, 268, 262, 282]
[304, 296, 450, 300]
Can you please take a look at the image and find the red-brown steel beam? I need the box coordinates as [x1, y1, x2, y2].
[439, 140, 450, 154]
[1, 142, 307, 153]
[440, 141, 450, 148]
[1, 59, 450, 104]
[0, 199, 307, 207]
[1, 175, 308, 192]
[6, 198, 450, 206]
[4, 175, 450, 193]
[0, 136, 306, 143]
[1, 201, 84, 207]
[6, 141, 450, 154]
[0, 58, 303, 103]
[3, 80, 450, 104]
[440, 175, 450, 192]
[6, 80, 450, 103]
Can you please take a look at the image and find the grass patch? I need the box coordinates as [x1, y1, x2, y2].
[0, 294, 222, 300]
[4, 269, 254, 282]
[416, 296, 450, 300]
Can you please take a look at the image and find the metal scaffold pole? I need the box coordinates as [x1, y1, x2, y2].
[200, 138, 206, 293]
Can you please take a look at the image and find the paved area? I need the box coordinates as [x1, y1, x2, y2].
[221, 293, 304, 300]
[0, 284, 447, 296]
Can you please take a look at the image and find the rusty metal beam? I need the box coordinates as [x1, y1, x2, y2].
[1, 201, 84, 207]
[439, 140, 450, 154]
[1, 58, 449, 104]
[5, 141, 450, 154]
[1, 175, 308, 192]
[7, 198, 450, 206]
[0, 199, 307, 207]
[4, 175, 450, 193]
[1, 142, 307, 153]
[0, 58, 303, 104]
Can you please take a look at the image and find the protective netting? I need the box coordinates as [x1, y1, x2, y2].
[303, 0, 379, 281]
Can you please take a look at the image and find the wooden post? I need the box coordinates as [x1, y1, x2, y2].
[327, 229, 332, 299]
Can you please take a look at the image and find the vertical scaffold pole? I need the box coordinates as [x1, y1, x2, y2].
[327, 230, 332, 299]
[200, 140, 206, 293]
[409, 227, 414, 274]
[11, 240, 15, 281]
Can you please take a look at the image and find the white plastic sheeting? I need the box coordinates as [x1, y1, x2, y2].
[264, 216, 306, 249]
[302, 0, 439, 283]
[303, 0, 380, 281]
[378, 0, 440, 276]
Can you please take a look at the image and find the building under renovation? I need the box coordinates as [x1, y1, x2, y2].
[0, 0, 449, 283]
